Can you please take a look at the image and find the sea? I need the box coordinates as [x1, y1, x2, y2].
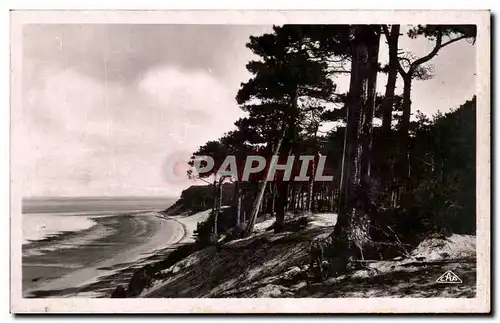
[21, 196, 178, 298]
[22, 196, 175, 245]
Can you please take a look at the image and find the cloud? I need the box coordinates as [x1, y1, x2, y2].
[22, 24, 271, 84]
[19, 23, 272, 197]
[19, 61, 243, 197]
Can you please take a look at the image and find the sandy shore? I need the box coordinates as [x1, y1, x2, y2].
[23, 212, 186, 298]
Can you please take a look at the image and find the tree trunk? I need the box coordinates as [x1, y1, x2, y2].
[243, 133, 285, 237]
[274, 86, 299, 232]
[232, 180, 240, 222]
[333, 25, 379, 261]
[320, 182, 326, 211]
[290, 184, 297, 213]
[275, 139, 293, 232]
[270, 183, 276, 216]
[399, 75, 412, 189]
[286, 185, 292, 210]
[374, 25, 400, 193]
[262, 188, 268, 216]
[307, 156, 316, 213]
[213, 177, 224, 236]
[236, 189, 242, 226]
[218, 178, 223, 211]
[330, 187, 336, 212]
[298, 185, 303, 211]
[381, 25, 400, 136]
[360, 29, 380, 179]
[211, 178, 217, 234]
[275, 181, 289, 232]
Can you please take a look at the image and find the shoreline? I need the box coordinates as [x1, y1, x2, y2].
[23, 211, 188, 298]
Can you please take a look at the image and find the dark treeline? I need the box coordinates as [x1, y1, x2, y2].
[169, 24, 476, 270]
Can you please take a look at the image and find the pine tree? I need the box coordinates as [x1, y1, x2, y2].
[396, 25, 476, 189]
[237, 25, 337, 235]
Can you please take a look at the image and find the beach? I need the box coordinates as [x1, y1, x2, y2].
[22, 197, 181, 298]
[23, 212, 185, 298]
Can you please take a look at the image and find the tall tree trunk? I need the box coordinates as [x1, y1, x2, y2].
[298, 183, 304, 211]
[218, 178, 224, 211]
[399, 75, 412, 189]
[290, 184, 297, 213]
[286, 185, 293, 210]
[275, 140, 293, 231]
[232, 180, 240, 218]
[360, 29, 380, 179]
[236, 189, 242, 226]
[211, 177, 217, 234]
[330, 186, 336, 212]
[274, 87, 299, 232]
[320, 182, 326, 211]
[307, 155, 316, 213]
[294, 186, 299, 210]
[307, 122, 320, 213]
[378, 25, 400, 188]
[381, 25, 400, 136]
[262, 188, 268, 216]
[243, 133, 285, 237]
[333, 25, 379, 261]
[275, 181, 289, 232]
[270, 183, 276, 216]
[338, 116, 349, 215]
[213, 177, 224, 236]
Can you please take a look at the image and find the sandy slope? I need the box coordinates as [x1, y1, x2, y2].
[140, 212, 476, 298]
[164, 209, 212, 244]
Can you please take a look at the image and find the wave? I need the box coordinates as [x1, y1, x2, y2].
[22, 213, 98, 245]
[21, 211, 163, 258]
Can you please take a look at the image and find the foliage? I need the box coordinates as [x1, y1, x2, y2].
[166, 184, 235, 215]
[193, 206, 243, 246]
[370, 97, 477, 246]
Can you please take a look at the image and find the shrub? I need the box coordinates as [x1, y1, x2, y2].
[369, 176, 475, 248]
[193, 217, 217, 246]
[194, 207, 243, 246]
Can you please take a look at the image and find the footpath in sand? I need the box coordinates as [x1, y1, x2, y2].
[139, 211, 476, 298]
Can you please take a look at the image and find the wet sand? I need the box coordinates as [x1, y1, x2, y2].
[23, 212, 184, 298]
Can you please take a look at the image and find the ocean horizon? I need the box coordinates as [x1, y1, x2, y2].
[22, 196, 177, 214]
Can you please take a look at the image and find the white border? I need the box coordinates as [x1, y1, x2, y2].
[9, 10, 490, 313]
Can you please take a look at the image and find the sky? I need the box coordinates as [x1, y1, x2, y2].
[19, 24, 476, 198]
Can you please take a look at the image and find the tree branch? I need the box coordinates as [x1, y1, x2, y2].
[396, 59, 408, 79]
[327, 69, 351, 75]
[407, 32, 468, 77]
[440, 35, 468, 48]
[381, 25, 391, 41]
[408, 30, 443, 74]
[196, 177, 212, 185]
[398, 56, 412, 66]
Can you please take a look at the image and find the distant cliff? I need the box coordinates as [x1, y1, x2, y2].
[164, 183, 236, 215]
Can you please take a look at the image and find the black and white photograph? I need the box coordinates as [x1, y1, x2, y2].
[10, 10, 490, 313]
